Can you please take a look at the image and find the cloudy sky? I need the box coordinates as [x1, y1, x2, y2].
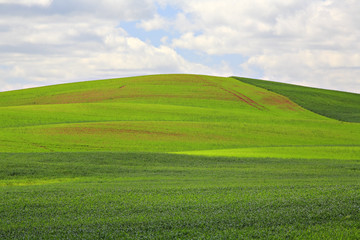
[1, 0, 360, 93]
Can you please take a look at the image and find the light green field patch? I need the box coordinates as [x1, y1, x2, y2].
[0, 177, 83, 187]
[1, 119, 359, 152]
[176, 146, 360, 160]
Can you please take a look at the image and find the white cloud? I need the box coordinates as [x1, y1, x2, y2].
[138, 14, 168, 31]
[158, 0, 360, 92]
[0, 13, 226, 92]
[243, 50, 360, 92]
[0, 0, 360, 93]
[0, 0, 230, 92]
[0, 0, 52, 7]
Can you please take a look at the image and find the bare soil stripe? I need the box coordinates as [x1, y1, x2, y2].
[219, 87, 265, 110]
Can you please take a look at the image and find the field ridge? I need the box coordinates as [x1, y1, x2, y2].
[233, 76, 360, 122]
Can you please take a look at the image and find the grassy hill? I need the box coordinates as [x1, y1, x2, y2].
[233, 76, 360, 123]
[0, 74, 359, 155]
[1, 74, 359, 239]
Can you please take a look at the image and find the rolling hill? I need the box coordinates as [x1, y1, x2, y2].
[0, 74, 359, 156]
[1, 74, 360, 239]
[233, 76, 360, 123]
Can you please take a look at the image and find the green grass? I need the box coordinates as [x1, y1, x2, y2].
[1, 152, 360, 239]
[233, 76, 360, 122]
[0, 74, 359, 152]
[0, 74, 359, 238]
[177, 145, 360, 160]
[1, 119, 359, 153]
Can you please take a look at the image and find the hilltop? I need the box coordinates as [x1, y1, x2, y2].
[0, 74, 359, 157]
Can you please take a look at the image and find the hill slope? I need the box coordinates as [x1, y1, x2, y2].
[1, 74, 360, 239]
[233, 76, 360, 123]
[0, 74, 359, 155]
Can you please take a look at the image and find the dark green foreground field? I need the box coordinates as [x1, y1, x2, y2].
[1, 152, 359, 239]
[0, 74, 359, 239]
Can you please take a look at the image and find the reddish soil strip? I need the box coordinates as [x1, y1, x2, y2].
[49, 126, 185, 137]
[193, 76, 265, 108]
[262, 95, 301, 111]
[219, 87, 265, 110]
[35, 86, 127, 105]
[30, 142, 53, 151]
[233, 90, 266, 110]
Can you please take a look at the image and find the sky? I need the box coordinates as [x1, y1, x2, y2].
[0, 0, 360, 93]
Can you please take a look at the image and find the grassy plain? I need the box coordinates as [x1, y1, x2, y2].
[1, 152, 360, 239]
[0, 74, 359, 238]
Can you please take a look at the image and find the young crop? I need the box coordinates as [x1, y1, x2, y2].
[0, 74, 359, 239]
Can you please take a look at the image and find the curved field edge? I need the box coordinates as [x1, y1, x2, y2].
[1, 152, 359, 239]
[175, 146, 360, 160]
[233, 76, 360, 123]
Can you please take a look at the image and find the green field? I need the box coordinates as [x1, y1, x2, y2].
[0, 74, 359, 239]
[177, 146, 360, 160]
[234, 76, 360, 123]
[1, 152, 360, 239]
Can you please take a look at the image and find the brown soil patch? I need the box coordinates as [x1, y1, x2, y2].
[134, 75, 208, 85]
[219, 87, 266, 110]
[48, 126, 185, 137]
[194, 76, 265, 106]
[35, 86, 127, 104]
[261, 95, 301, 111]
